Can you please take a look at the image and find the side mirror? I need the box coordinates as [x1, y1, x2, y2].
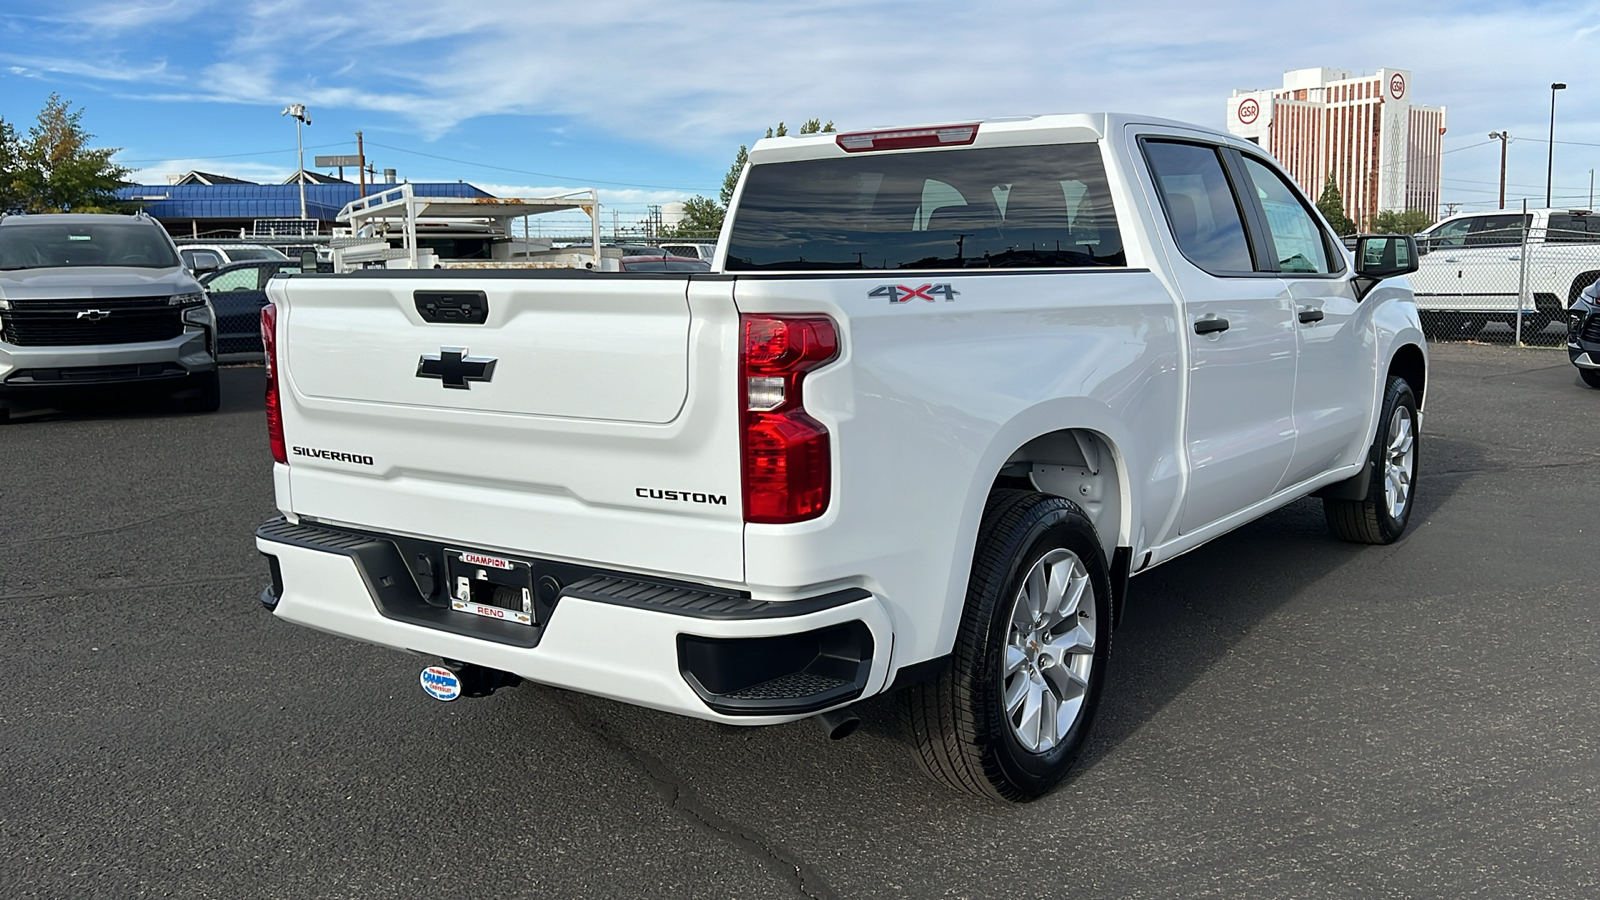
[190, 252, 221, 276]
[299, 250, 318, 270]
[1352, 234, 1418, 301]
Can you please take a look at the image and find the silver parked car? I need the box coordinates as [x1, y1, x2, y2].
[0, 212, 219, 422]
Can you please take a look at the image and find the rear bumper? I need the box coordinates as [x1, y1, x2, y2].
[255, 517, 893, 724]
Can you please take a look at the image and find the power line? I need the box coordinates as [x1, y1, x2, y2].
[116, 141, 353, 164]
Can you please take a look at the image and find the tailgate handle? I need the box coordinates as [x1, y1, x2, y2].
[414, 290, 488, 325]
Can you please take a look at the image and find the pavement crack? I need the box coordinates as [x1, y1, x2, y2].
[0, 504, 215, 547]
[556, 695, 840, 900]
[0, 573, 258, 603]
[1427, 459, 1595, 478]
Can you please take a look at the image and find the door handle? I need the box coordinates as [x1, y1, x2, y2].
[1193, 315, 1230, 335]
[1443, 257, 1459, 263]
[1298, 308, 1325, 324]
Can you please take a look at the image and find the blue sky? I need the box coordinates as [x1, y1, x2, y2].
[4, 0, 1600, 230]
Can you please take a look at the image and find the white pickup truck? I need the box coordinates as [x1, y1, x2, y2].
[255, 114, 1427, 801]
[1412, 207, 1600, 339]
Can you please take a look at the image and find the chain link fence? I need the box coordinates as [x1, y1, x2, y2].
[1409, 214, 1600, 347]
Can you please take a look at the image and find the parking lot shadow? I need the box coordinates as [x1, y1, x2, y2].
[0, 364, 262, 424]
[1069, 433, 1481, 770]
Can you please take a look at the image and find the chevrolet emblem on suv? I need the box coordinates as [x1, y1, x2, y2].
[416, 347, 496, 390]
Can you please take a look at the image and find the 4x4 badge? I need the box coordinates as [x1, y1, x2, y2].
[417, 347, 496, 390]
[869, 283, 959, 303]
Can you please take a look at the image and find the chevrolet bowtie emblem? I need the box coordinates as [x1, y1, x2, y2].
[76, 309, 112, 321]
[416, 347, 497, 390]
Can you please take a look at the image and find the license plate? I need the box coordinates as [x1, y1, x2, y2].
[446, 549, 535, 626]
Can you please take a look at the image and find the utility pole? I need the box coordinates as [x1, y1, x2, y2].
[1547, 83, 1566, 208]
[1488, 131, 1509, 209]
[357, 130, 366, 196]
[282, 103, 312, 219]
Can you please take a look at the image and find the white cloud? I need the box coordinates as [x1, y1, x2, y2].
[471, 183, 697, 210]
[18, 0, 1600, 211]
[128, 159, 296, 184]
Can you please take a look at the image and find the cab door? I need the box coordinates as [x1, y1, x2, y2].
[1231, 154, 1375, 487]
[1137, 136, 1299, 534]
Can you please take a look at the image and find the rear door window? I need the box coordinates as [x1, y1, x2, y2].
[1142, 140, 1255, 275]
[1465, 214, 1529, 247]
[724, 143, 1124, 270]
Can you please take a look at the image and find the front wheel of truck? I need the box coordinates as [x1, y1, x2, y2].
[1324, 375, 1419, 544]
[903, 490, 1112, 802]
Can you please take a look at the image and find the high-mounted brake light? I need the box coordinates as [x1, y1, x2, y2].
[836, 124, 979, 153]
[261, 303, 287, 464]
[740, 315, 838, 524]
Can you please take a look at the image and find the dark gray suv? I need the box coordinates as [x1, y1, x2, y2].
[0, 212, 219, 422]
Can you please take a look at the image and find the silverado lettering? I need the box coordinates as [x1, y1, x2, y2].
[291, 446, 374, 465]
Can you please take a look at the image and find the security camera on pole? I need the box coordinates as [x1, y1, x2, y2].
[282, 103, 312, 221]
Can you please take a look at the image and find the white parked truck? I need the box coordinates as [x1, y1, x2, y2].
[1412, 207, 1600, 339]
[255, 114, 1428, 801]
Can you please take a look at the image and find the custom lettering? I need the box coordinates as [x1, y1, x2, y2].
[634, 487, 729, 506]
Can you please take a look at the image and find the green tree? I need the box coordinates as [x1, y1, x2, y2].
[0, 117, 24, 212]
[8, 94, 129, 213]
[719, 118, 836, 213]
[720, 145, 747, 208]
[1315, 176, 1356, 236]
[1370, 208, 1434, 235]
[661, 195, 725, 239]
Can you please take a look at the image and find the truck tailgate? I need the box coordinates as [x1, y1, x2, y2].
[269, 274, 745, 583]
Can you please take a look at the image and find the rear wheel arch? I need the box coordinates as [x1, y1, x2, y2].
[990, 427, 1129, 562]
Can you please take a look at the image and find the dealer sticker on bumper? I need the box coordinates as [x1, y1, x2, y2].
[420, 665, 462, 701]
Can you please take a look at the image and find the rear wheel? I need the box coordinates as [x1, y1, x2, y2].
[903, 490, 1112, 801]
[1324, 376, 1419, 544]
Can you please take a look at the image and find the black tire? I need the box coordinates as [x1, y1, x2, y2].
[1580, 368, 1600, 389]
[1324, 376, 1419, 544]
[903, 490, 1113, 801]
[177, 370, 222, 413]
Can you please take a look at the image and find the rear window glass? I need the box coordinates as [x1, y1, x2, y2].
[0, 222, 180, 270]
[226, 247, 289, 261]
[724, 144, 1125, 271]
[1546, 214, 1600, 243]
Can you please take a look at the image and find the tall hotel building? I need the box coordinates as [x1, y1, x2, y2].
[1226, 68, 1447, 228]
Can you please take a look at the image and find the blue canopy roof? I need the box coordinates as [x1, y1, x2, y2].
[115, 182, 493, 222]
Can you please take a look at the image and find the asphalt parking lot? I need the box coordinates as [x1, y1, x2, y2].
[3, 344, 1598, 899]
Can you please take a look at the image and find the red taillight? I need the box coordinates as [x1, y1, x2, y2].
[740, 315, 838, 524]
[835, 123, 979, 153]
[261, 303, 286, 464]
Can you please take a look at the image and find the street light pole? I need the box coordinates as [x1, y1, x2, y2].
[1489, 131, 1509, 209]
[1547, 83, 1566, 208]
[281, 104, 312, 220]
